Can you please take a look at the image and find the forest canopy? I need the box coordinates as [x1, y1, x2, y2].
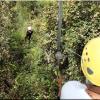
[0, 1, 100, 99]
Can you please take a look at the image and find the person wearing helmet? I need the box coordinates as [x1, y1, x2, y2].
[25, 26, 33, 43]
[60, 37, 100, 99]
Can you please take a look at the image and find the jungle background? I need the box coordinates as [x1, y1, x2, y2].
[0, 1, 100, 99]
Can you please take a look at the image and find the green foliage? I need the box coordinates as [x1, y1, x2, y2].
[0, 1, 100, 99]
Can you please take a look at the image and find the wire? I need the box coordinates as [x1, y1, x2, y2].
[57, 0, 62, 51]
[66, 47, 82, 58]
[57, 1, 84, 59]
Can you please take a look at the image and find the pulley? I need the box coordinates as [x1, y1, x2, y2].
[55, 51, 63, 66]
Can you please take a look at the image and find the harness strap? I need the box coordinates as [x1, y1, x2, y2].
[86, 84, 100, 94]
[86, 89, 100, 99]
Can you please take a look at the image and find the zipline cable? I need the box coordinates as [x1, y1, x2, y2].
[66, 47, 81, 58]
[57, 0, 62, 51]
[56, 0, 63, 66]
[56, 0, 87, 63]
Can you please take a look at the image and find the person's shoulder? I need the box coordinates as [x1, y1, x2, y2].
[62, 80, 88, 92]
[62, 80, 86, 88]
[63, 80, 81, 85]
[60, 81, 91, 99]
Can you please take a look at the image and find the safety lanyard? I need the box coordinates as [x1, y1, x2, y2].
[56, 1, 63, 98]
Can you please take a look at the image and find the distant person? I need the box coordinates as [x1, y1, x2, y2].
[60, 37, 100, 99]
[25, 26, 33, 43]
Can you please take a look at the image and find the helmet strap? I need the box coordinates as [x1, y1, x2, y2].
[86, 84, 100, 94]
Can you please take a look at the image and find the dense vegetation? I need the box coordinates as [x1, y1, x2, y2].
[0, 1, 100, 99]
